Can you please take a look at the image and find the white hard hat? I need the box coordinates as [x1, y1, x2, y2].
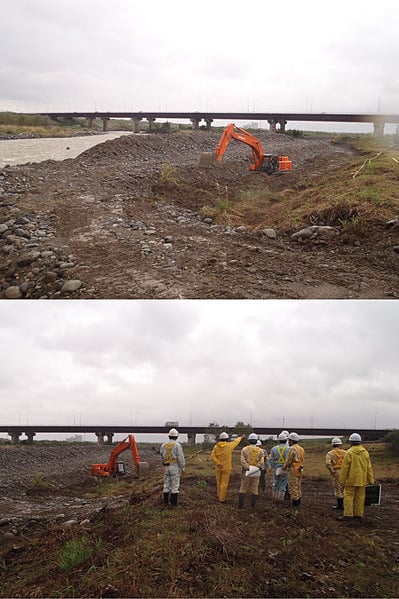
[219, 432, 229, 440]
[248, 433, 258, 441]
[288, 432, 300, 442]
[256, 440, 262, 446]
[281, 430, 289, 437]
[168, 428, 179, 437]
[349, 433, 362, 443]
[331, 437, 342, 445]
[278, 432, 288, 441]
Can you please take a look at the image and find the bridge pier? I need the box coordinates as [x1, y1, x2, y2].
[132, 118, 142, 133]
[187, 432, 196, 447]
[87, 117, 96, 128]
[96, 431, 114, 444]
[278, 119, 287, 132]
[191, 117, 201, 130]
[8, 431, 22, 444]
[268, 119, 277, 133]
[26, 432, 36, 444]
[373, 121, 385, 138]
[205, 118, 213, 131]
[147, 117, 156, 132]
[102, 117, 110, 132]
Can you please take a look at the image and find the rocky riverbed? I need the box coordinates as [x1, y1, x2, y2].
[0, 131, 398, 299]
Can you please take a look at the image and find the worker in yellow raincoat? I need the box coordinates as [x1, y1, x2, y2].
[281, 432, 305, 507]
[339, 433, 374, 520]
[211, 432, 243, 503]
[325, 437, 346, 510]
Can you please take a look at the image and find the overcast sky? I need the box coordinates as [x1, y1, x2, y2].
[1, 301, 398, 440]
[1, 0, 398, 132]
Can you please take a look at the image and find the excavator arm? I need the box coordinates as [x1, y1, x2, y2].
[90, 434, 149, 477]
[214, 123, 265, 170]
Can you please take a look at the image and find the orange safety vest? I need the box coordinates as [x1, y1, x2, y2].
[291, 444, 305, 477]
[330, 448, 345, 469]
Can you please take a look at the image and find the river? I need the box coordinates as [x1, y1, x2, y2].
[0, 131, 134, 168]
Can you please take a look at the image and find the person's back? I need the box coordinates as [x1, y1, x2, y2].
[340, 444, 373, 486]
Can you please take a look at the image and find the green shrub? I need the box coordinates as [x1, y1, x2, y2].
[58, 535, 99, 571]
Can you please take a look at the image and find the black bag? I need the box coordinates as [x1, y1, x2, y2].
[364, 484, 381, 506]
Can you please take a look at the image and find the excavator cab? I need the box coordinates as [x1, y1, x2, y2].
[260, 155, 279, 175]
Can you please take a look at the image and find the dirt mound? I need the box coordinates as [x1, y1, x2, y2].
[1, 132, 398, 299]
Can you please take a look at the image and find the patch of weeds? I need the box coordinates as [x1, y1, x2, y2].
[159, 163, 178, 185]
[361, 187, 380, 202]
[339, 214, 367, 237]
[58, 535, 101, 572]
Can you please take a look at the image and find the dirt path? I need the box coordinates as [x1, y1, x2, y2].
[1, 132, 398, 299]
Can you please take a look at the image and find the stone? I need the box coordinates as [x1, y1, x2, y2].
[4, 286, 22, 299]
[262, 228, 277, 239]
[393, 246, 399, 254]
[61, 280, 82, 294]
[17, 251, 41, 266]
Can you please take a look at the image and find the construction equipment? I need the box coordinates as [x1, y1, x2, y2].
[90, 434, 150, 478]
[200, 123, 292, 174]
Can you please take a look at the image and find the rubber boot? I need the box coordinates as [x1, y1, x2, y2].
[238, 493, 246, 509]
[170, 493, 178, 507]
[337, 497, 344, 510]
[251, 494, 258, 510]
[292, 498, 301, 508]
[284, 489, 291, 500]
[163, 492, 169, 505]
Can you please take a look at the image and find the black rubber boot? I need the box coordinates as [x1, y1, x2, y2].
[251, 494, 258, 510]
[238, 493, 246, 509]
[170, 493, 178, 507]
[337, 497, 344, 510]
[163, 492, 169, 505]
[292, 498, 301, 507]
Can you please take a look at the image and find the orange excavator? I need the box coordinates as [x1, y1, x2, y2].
[90, 434, 150, 478]
[201, 123, 292, 175]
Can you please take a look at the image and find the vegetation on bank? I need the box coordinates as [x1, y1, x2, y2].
[199, 134, 399, 234]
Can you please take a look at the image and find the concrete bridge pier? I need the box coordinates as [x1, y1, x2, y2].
[373, 121, 385, 138]
[205, 118, 213, 131]
[187, 432, 196, 447]
[102, 117, 110, 132]
[96, 432, 105, 445]
[268, 119, 277, 133]
[87, 117, 96, 128]
[96, 431, 114, 444]
[132, 118, 142, 133]
[191, 117, 201, 130]
[278, 119, 287, 132]
[8, 431, 22, 444]
[147, 117, 156, 131]
[26, 432, 36, 444]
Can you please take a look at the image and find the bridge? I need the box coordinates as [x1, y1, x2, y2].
[40, 111, 399, 137]
[1, 425, 392, 446]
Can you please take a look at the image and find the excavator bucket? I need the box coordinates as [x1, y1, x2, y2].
[199, 152, 217, 167]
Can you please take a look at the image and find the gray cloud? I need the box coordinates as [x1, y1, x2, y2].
[0, 301, 398, 433]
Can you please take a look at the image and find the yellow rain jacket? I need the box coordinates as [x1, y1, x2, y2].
[325, 448, 346, 473]
[211, 436, 243, 472]
[339, 444, 374, 487]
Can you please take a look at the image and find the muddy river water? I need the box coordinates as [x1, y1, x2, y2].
[0, 131, 133, 168]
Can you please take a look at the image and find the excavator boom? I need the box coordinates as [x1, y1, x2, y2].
[90, 434, 149, 477]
